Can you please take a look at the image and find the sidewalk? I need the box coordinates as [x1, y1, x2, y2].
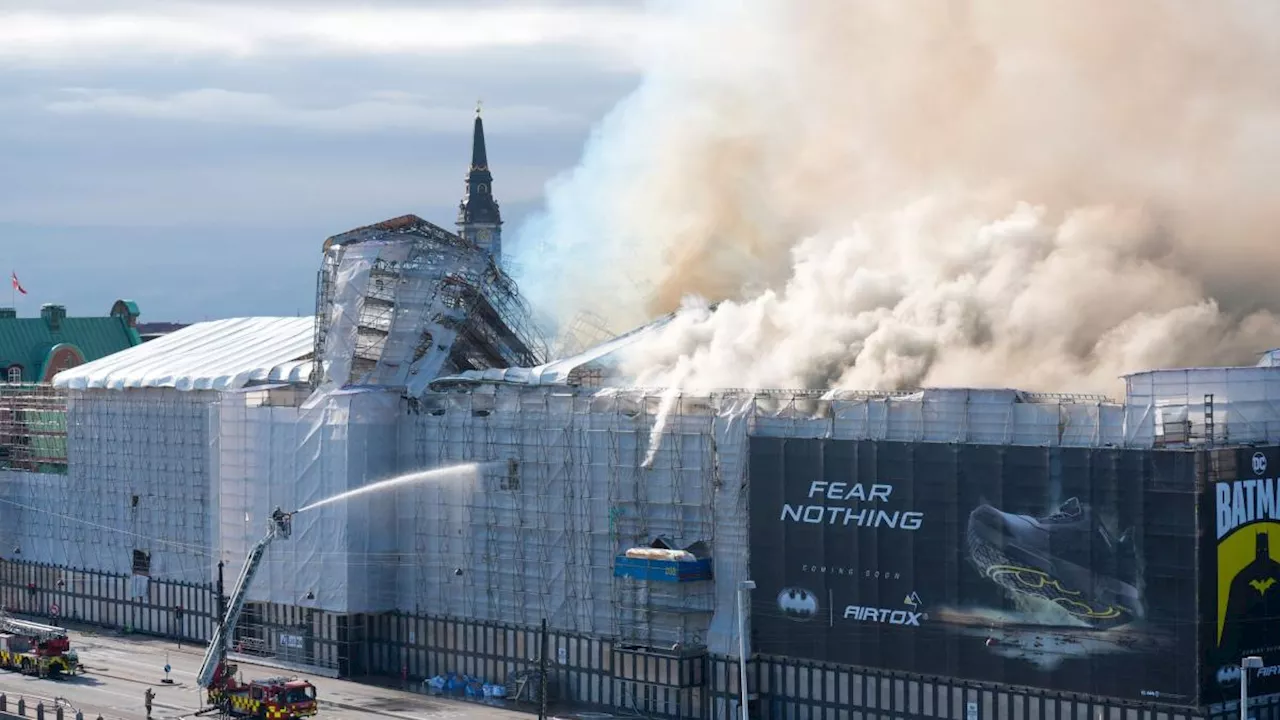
[329, 675, 535, 720]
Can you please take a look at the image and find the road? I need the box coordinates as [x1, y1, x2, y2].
[0, 625, 532, 720]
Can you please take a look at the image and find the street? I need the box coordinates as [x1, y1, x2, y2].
[0, 625, 531, 720]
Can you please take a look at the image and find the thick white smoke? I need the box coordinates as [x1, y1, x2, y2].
[510, 0, 1280, 396]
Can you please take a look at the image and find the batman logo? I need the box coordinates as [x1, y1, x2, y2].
[1251, 578, 1278, 595]
[777, 587, 819, 622]
[1218, 664, 1242, 686]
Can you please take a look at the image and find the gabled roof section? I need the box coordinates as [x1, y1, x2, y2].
[53, 317, 315, 391]
[321, 214, 474, 254]
[0, 309, 140, 382]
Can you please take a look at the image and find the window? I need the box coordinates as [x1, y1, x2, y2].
[283, 686, 315, 703]
[5, 366, 20, 384]
[132, 549, 151, 575]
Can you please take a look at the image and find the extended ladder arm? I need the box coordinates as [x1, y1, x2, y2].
[197, 508, 293, 688]
[0, 614, 68, 642]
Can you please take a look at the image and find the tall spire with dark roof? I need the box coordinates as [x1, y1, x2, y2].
[457, 103, 502, 260]
[470, 111, 489, 170]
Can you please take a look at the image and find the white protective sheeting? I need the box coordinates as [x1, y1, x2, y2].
[0, 389, 217, 583]
[398, 388, 724, 652]
[312, 236, 503, 397]
[54, 317, 315, 392]
[748, 388, 1127, 447]
[217, 387, 402, 613]
[268, 360, 315, 385]
[314, 244, 378, 393]
[430, 312, 678, 388]
[1124, 366, 1280, 446]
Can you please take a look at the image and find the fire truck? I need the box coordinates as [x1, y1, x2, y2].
[0, 614, 79, 678]
[198, 509, 318, 720]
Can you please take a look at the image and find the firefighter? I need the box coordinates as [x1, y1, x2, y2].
[144, 688, 154, 720]
[173, 605, 184, 648]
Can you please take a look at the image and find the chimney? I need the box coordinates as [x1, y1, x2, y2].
[0, 308, 14, 320]
[41, 304, 66, 331]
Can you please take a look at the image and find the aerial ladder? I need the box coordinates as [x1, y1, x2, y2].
[197, 509, 318, 720]
[0, 614, 79, 678]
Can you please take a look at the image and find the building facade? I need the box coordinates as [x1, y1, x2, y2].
[0, 301, 141, 384]
[0, 116, 1264, 720]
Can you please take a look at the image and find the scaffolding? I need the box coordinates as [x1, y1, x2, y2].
[0, 387, 216, 592]
[0, 384, 67, 474]
[554, 311, 616, 359]
[405, 388, 730, 653]
[311, 215, 547, 394]
[1124, 366, 1280, 447]
[10, 303, 1280, 678]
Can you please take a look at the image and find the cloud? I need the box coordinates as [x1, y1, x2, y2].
[43, 88, 587, 134]
[0, 3, 658, 68]
[0, 1, 643, 324]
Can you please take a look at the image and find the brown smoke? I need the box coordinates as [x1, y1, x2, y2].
[515, 0, 1280, 395]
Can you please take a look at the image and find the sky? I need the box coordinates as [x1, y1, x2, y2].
[0, 0, 647, 323]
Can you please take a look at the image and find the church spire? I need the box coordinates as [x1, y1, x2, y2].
[457, 102, 502, 260]
[470, 103, 489, 170]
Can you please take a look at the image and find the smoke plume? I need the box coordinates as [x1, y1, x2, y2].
[510, 0, 1280, 396]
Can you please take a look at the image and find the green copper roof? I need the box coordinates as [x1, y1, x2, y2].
[0, 305, 142, 383]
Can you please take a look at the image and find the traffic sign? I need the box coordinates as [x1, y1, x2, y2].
[49, 603, 60, 617]
[164, 664, 171, 674]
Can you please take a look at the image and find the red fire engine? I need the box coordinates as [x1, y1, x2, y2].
[207, 665, 317, 720]
[198, 510, 318, 720]
[0, 614, 79, 678]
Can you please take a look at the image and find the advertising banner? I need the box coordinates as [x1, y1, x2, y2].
[1201, 445, 1280, 705]
[748, 438, 1198, 704]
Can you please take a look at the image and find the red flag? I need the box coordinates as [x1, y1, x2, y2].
[11, 272, 26, 295]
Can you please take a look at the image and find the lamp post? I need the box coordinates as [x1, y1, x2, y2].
[1242, 655, 1263, 720]
[737, 580, 756, 720]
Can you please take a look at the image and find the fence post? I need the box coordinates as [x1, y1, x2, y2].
[539, 618, 549, 720]
[1, 693, 6, 712]
[55, 706, 63, 720]
[34, 701, 42, 720]
[18, 697, 25, 716]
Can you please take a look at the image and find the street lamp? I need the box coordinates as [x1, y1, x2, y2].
[1242, 655, 1263, 720]
[737, 580, 756, 720]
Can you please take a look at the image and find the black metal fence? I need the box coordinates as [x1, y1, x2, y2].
[0, 560, 1226, 720]
[358, 611, 706, 719]
[703, 654, 1213, 720]
[0, 560, 216, 642]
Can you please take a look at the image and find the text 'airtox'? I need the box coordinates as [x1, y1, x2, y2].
[843, 606, 924, 626]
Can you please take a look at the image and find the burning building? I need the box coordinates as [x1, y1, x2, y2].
[0, 110, 1266, 720]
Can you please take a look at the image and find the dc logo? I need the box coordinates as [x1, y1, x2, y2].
[1255, 452, 1269, 476]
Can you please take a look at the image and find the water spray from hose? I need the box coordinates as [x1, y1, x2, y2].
[293, 462, 487, 514]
